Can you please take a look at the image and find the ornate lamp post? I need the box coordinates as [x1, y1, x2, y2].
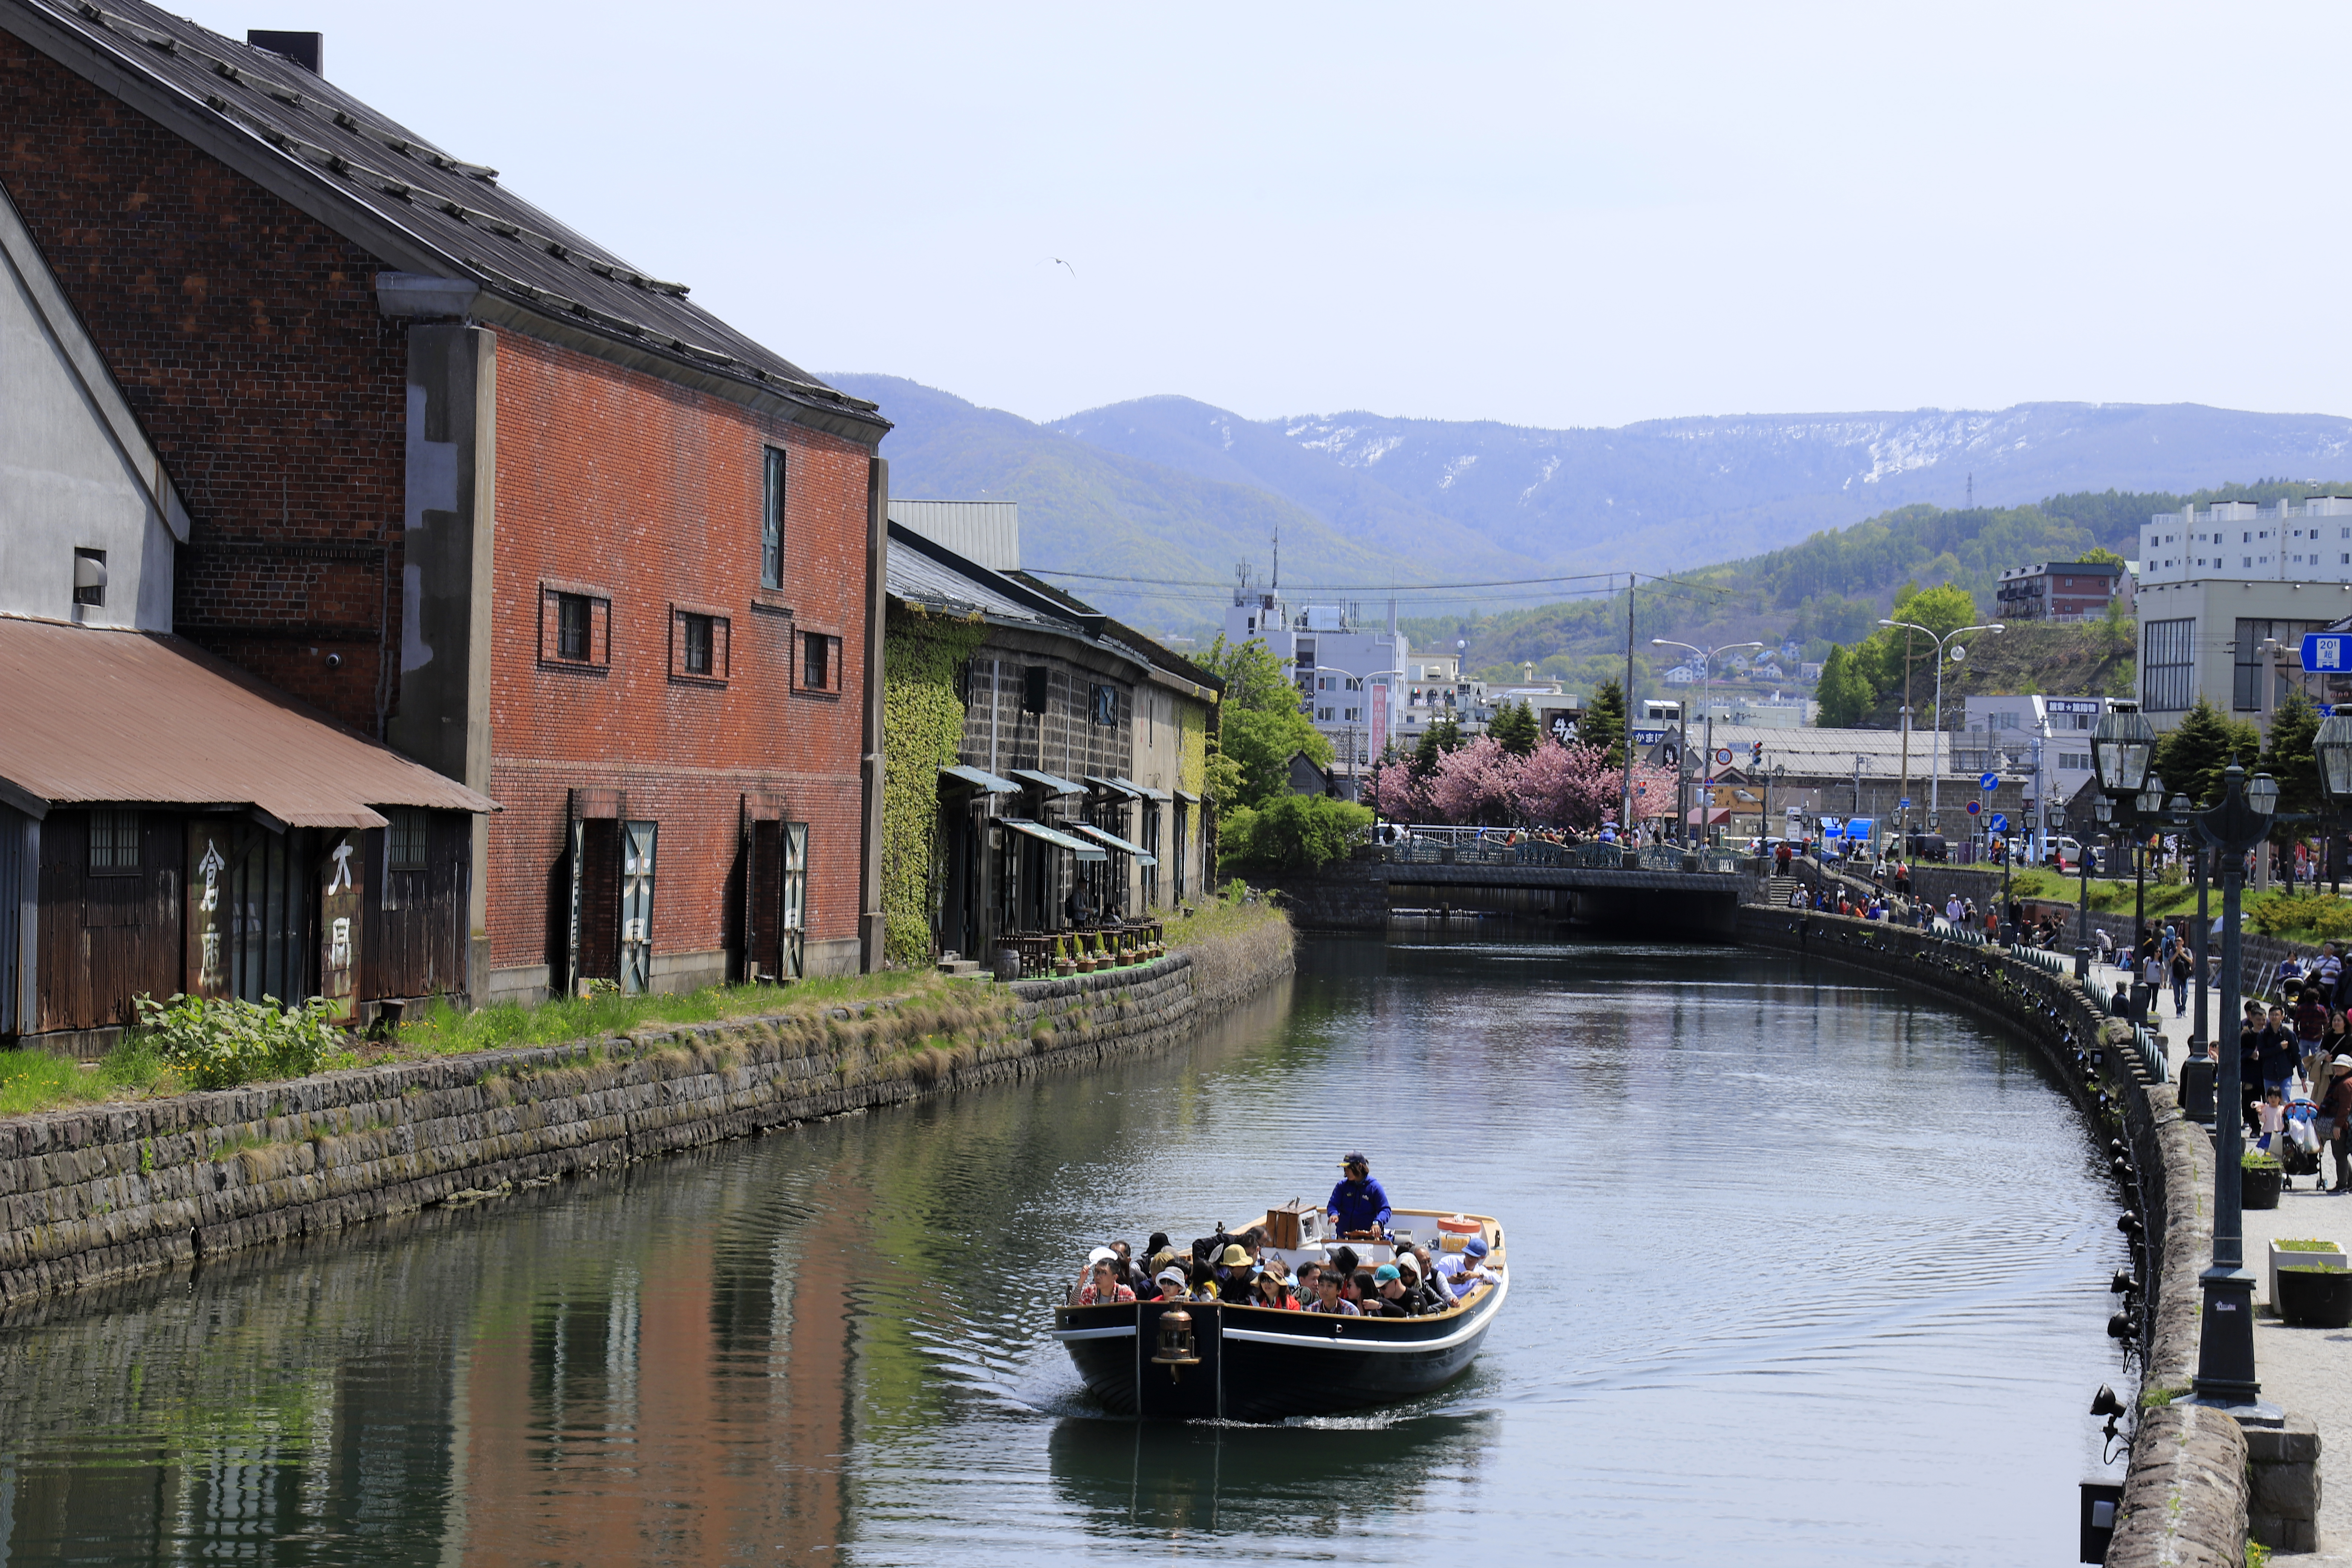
[2190, 764, 2283, 1423]
[2132, 773, 2167, 968]
[2316, 713, 2352, 879]
[2087, 711, 2156, 976]
[2072, 797, 2111, 980]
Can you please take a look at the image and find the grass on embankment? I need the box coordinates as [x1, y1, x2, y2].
[0, 892, 1293, 1121]
[1987, 865, 2352, 944]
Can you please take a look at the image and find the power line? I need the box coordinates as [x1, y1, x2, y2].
[1025, 568, 1628, 592]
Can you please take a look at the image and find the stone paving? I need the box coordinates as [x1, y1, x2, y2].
[2115, 954, 2352, 1563]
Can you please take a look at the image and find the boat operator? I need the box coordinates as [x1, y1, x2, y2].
[1326, 1152, 1392, 1240]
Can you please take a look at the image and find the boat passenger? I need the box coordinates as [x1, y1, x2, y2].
[1076, 1259, 1136, 1306]
[1396, 1253, 1446, 1315]
[1326, 1153, 1393, 1239]
[1156, 1266, 1189, 1299]
[1252, 1269, 1298, 1310]
[1439, 1237, 1499, 1299]
[1366, 1264, 1413, 1317]
[1351, 1268, 1380, 1307]
[1188, 1260, 1224, 1301]
[1214, 1243, 1254, 1294]
[1294, 1260, 1323, 1299]
[1329, 1246, 1361, 1297]
[1304, 1271, 1360, 1316]
[1070, 1245, 1118, 1305]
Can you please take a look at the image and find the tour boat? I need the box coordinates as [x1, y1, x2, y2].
[1051, 1205, 1508, 1421]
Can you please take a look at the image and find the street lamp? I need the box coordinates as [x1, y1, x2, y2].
[1879, 619, 2003, 834]
[1652, 639, 1762, 846]
[2074, 796, 2112, 980]
[2130, 772, 2167, 965]
[2089, 709, 2159, 972]
[2190, 764, 2284, 1424]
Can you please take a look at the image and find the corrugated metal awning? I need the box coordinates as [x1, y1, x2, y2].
[939, 764, 1020, 794]
[1009, 769, 1087, 796]
[1115, 776, 1171, 801]
[1084, 775, 1142, 799]
[1174, 789, 1201, 804]
[0, 619, 498, 827]
[996, 817, 1106, 861]
[1070, 822, 1156, 865]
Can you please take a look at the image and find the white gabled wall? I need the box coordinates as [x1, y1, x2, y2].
[0, 179, 188, 631]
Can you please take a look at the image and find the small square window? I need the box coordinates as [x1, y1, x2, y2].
[388, 808, 428, 871]
[683, 613, 714, 675]
[539, 582, 611, 668]
[88, 809, 138, 874]
[802, 630, 832, 691]
[669, 605, 730, 683]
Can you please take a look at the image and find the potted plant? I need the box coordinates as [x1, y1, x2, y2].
[2276, 1264, 2352, 1328]
[1053, 937, 1076, 978]
[2268, 1237, 2347, 1308]
[2243, 1150, 2285, 1211]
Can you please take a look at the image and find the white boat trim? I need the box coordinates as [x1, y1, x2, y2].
[1050, 1325, 1140, 1342]
[1225, 1272, 1508, 1354]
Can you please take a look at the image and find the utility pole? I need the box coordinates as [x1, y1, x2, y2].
[1899, 626, 1915, 846]
[1621, 576, 1637, 839]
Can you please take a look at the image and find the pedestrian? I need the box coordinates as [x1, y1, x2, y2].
[2169, 945, 2193, 1017]
[2096, 927, 2115, 966]
[2321, 1055, 2352, 1193]
[1946, 894, 1965, 928]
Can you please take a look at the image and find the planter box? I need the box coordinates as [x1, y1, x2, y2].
[2245, 1165, 2285, 1211]
[2269, 1240, 2347, 1308]
[2277, 1265, 2352, 1328]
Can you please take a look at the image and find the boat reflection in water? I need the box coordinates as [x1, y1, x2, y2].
[1047, 1412, 1500, 1539]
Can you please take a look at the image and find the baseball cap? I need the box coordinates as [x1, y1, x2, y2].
[1462, 1237, 1490, 1259]
[1339, 1152, 1369, 1169]
[1086, 1246, 1116, 1266]
[1373, 1263, 1401, 1283]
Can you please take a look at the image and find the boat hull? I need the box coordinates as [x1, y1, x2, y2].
[1054, 1274, 1505, 1422]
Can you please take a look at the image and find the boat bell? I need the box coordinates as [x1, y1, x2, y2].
[1152, 1308, 1200, 1378]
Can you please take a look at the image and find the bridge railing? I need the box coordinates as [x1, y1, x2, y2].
[1382, 831, 1744, 873]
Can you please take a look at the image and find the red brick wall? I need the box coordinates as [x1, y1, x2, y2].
[0, 32, 403, 734]
[487, 333, 872, 970]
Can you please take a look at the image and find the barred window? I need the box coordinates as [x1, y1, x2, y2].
[2142, 618, 2195, 712]
[556, 593, 591, 660]
[761, 447, 787, 591]
[388, 808, 428, 871]
[87, 810, 138, 874]
[683, 613, 714, 676]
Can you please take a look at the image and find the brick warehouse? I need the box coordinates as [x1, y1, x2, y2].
[0, 1, 893, 1001]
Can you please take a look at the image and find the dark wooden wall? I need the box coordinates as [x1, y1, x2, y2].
[363, 812, 470, 1002]
[35, 811, 181, 1034]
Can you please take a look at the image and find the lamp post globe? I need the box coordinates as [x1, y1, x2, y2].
[2317, 713, 2352, 804]
[2248, 772, 2282, 819]
[2091, 710, 2158, 799]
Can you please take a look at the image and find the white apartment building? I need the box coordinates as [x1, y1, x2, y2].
[2135, 499, 2352, 729]
[1222, 592, 1406, 773]
[1961, 694, 2136, 824]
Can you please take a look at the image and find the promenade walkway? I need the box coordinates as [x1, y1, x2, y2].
[2089, 949, 2352, 1565]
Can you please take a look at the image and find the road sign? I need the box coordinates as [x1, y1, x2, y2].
[2304, 633, 2348, 673]
[1979, 772, 2000, 791]
[1990, 813, 2008, 832]
[1966, 800, 1981, 816]
[1713, 747, 1733, 767]
[1899, 797, 1911, 810]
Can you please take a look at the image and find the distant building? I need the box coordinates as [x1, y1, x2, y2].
[1995, 561, 2131, 622]
[1222, 591, 1405, 778]
[1960, 694, 2138, 822]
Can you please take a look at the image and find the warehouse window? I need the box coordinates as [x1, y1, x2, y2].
[761, 447, 786, 590]
[87, 810, 139, 874]
[2141, 619, 2194, 712]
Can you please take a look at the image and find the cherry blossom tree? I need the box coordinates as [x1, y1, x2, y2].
[1428, 737, 1522, 827]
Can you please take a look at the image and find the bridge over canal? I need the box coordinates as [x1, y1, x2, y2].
[1266, 835, 1753, 936]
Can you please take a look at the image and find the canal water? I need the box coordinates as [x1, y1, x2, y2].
[0, 932, 2128, 1565]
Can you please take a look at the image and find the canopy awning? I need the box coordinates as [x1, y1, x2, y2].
[1010, 768, 1087, 796]
[1684, 807, 1732, 825]
[1084, 775, 1143, 799]
[1070, 822, 1157, 865]
[1174, 789, 1200, 804]
[997, 817, 1107, 861]
[939, 764, 1020, 794]
[1116, 776, 1171, 801]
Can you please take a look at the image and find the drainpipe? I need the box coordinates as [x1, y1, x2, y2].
[860, 458, 890, 971]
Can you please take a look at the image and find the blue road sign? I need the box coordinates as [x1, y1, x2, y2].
[1898, 797, 1911, 810]
[1990, 813, 2008, 832]
[1979, 772, 2000, 791]
[2304, 632, 2349, 673]
[1966, 799, 1981, 816]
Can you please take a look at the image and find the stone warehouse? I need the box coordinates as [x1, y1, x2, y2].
[882, 505, 1218, 968]
[0, 1, 894, 1004]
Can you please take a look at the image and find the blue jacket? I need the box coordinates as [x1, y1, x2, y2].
[1326, 1176, 1392, 1234]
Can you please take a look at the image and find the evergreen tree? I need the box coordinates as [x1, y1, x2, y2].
[1813, 645, 1877, 728]
[2263, 688, 2323, 823]
[2151, 697, 2262, 807]
[1413, 711, 1464, 775]
[1585, 679, 1629, 771]
[1488, 698, 1541, 756]
[1198, 634, 1332, 812]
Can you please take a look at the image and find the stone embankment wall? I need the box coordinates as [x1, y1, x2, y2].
[0, 921, 1295, 1311]
[1736, 906, 2256, 1563]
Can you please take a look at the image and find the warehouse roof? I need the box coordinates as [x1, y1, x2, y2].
[0, 617, 496, 828]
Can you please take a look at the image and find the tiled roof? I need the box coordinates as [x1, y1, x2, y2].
[5, 0, 884, 437]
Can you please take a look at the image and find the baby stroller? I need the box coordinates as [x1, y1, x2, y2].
[2277, 1095, 2325, 1181]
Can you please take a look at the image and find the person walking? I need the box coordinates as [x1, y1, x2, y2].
[2322, 1055, 2352, 1193]
[2170, 945, 2193, 1018]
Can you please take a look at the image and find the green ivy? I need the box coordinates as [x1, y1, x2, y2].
[881, 606, 990, 968]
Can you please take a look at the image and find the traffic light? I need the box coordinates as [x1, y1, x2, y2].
[1750, 740, 1764, 766]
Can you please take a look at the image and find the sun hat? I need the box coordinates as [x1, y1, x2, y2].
[1087, 1246, 1117, 1266]
[1157, 1267, 1187, 1289]
[1373, 1263, 1401, 1283]
[1219, 1243, 1250, 1268]
[2335, 1055, 2352, 1069]
[1462, 1237, 1490, 1259]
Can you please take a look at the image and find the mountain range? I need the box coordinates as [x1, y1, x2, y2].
[828, 373, 2352, 636]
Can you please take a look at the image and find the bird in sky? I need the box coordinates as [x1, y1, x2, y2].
[1054, 257, 1077, 279]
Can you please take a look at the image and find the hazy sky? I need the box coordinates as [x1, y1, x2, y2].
[182, 2, 2352, 430]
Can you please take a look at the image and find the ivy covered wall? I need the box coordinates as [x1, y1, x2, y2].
[882, 605, 990, 968]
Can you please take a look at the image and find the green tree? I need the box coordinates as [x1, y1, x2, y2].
[1488, 698, 1540, 756]
[1199, 634, 1331, 811]
[2078, 546, 2127, 567]
[1219, 794, 1374, 875]
[2152, 697, 2262, 807]
[1413, 711, 1464, 775]
[1585, 679, 1628, 770]
[1872, 582, 1982, 720]
[1813, 645, 1877, 728]
[2263, 688, 2323, 825]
